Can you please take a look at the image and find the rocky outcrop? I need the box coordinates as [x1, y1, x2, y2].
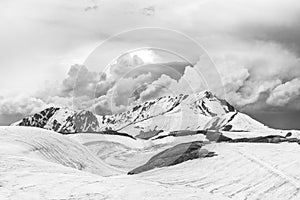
[153, 130, 207, 140]
[98, 130, 136, 140]
[203, 132, 300, 144]
[12, 108, 100, 134]
[136, 130, 163, 139]
[229, 133, 300, 144]
[128, 141, 216, 175]
[205, 131, 233, 142]
[59, 110, 100, 133]
[12, 107, 60, 128]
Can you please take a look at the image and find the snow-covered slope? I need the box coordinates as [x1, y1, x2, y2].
[98, 90, 236, 131]
[203, 112, 269, 132]
[68, 133, 152, 149]
[0, 154, 230, 200]
[1, 126, 300, 200]
[138, 142, 300, 200]
[11, 90, 269, 136]
[0, 126, 120, 176]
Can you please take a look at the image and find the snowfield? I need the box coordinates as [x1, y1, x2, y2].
[0, 155, 231, 200]
[138, 142, 300, 200]
[0, 126, 230, 200]
[1, 126, 300, 200]
[0, 126, 120, 176]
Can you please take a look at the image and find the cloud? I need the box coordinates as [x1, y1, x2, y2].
[1, 0, 300, 125]
[112, 73, 153, 106]
[0, 95, 47, 116]
[93, 96, 113, 116]
[2, 0, 300, 95]
[203, 37, 300, 111]
[267, 78, 300, 107]
[84, 5, 98, 12]
[141, 6, 155, 16]
[109, 54, 144, 78]
[54, 54, 159, 115]
[0, 91, 74, 118]
[139, 74, 176, 101]
[61, 64, 99, 97]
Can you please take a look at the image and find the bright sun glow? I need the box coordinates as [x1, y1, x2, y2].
[130, 49, 157, 64]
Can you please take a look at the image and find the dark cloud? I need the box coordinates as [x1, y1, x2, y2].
[237, 22, 300, 55]
[84, 5, 98, 12]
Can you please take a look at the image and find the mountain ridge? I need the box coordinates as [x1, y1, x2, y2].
[11, 90, 268, 135]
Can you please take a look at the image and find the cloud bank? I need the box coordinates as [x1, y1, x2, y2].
[1, 0, 300, 125]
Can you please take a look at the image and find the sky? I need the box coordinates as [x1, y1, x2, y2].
[0, 0, 300, 129]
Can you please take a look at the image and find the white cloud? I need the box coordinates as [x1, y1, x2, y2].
[203, 37, 300, 110]
[0, 95, 47, 115]
[267, 78, 300, 106]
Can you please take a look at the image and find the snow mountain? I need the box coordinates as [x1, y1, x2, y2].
[11, 90, 268, 135]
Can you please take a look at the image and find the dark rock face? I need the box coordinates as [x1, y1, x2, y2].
[16, 107, 60, 128]
[136, 130, 163, 140]
[98, 130, 136, 140]
[210, 132, 300, 144]
[60, 111, 100, 133]
[205, 131, 233, 142]
[222, 124, 233, 131]
[229, 134, 300, 144]
[170, 130, 199, 137]
[12, 108, 101, 134]
[128, 141, 216, 175]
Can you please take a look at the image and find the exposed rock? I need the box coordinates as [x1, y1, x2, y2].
[12, 108, 101, 134]
[215, 132, 300, 144]
[12, 107, 60, 128]
[229, 133, 300, 144]
[128, 141, 217, 175]
[153, 130, 207, 140]
[136, 130, 163, 140]
[60, 110, 100, 133]
[98, 130, 136, 140]
[170, 130, 202, 137]
[222, 124, 233, 131]
[205, 131, 233, 142]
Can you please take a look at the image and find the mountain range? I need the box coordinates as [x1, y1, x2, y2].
[11, 90, 268, 136]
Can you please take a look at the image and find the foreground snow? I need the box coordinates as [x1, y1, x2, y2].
[0, 126, 119, 176]
[1, 126, 300, 200]
[138, 142, 300, 200]
[0, 155, 232, 200]
[0, 127, 229, 200]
